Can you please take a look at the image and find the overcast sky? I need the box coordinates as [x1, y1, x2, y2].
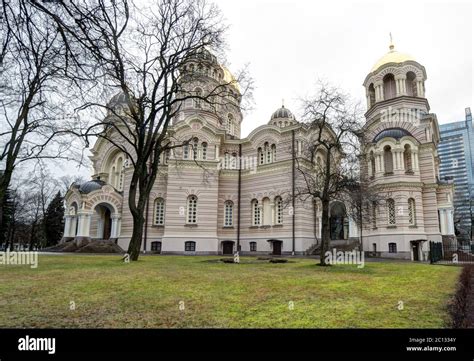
[40, 0, 473, 180]
[218, 0, 473, 137]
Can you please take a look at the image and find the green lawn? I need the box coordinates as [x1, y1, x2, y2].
[0, 255, 460, 328]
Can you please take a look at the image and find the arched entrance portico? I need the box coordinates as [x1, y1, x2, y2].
[62, 181, 123, 245]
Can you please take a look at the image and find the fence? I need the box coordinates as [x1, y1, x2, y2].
[430, 240, 474, 264]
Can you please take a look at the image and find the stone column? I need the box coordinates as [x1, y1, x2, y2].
[395, 75, 407, 96]
[376, 151, 384, 174]
[318, 216, 322, 238]
[61, 215, 75, 242]
[75, 211, 92, 246]
[110, 214, 121, 239]
[447, 209, 454, 235]
[349, 217, 358, 238]
[439, 209, 447, 235]
[374, 81, 383, 102]
[416, 78, 424, 97]
[215, 144, 220, 160]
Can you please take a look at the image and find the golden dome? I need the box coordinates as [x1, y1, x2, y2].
[370, 44, 415, 72]
[220, 65, 240, 93]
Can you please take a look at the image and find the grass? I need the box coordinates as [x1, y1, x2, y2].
[0, 255, 461, 328]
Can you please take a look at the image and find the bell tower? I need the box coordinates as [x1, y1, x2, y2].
[360, 39, 455, 261]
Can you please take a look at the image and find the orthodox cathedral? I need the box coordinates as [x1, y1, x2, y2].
[62, 42, 455, 260]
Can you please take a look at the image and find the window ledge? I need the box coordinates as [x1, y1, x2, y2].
[151, 225, 164, 228]
[249, 226, 259, 229]
[222, 226, 234, 229]
[386, 225, 397, 229]
[184, 224, 198, 228]
[273, 224, 283, 228]
[260, 225, 272, 229]
[409, 225, 418, 228]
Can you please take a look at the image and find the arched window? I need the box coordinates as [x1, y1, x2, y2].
[154, 198, 165, 225]
[275, 196, 283, 225]
[408, 198, 416, 225]
[183, 144, 189, 159]
[369, 151, 376, 177]
[372, 201, 377, 228]
[387, 198, 396, 225]
[264, 142, 270, 164]
[262, 197, 271, 225]
[202, 142, 208, 160]
[388, 242, 397, 253]
[227, 114, 234, 135]
[252, 199, 260, 226]
[383, 74, 396, 100]
[368, 83, 376, 107]
[185, 241, 196, 252]
[258, 147, 264, 165]
[271, 144, 276, 162]
[224, 200, 233, 226]
[186, 195, 198, 224]
[107, 153, 125, 191]
[192, 137, 198, 160]
[404, 144, 413, 173]
[230, 152, 237, 169]
[194, 87, 202, 108]
[406, 72, 417, 97]
[224, 152, 229, 169]
[383, 145, 393, 174]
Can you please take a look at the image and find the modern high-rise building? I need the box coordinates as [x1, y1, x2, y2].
[438, 108, 474, 245]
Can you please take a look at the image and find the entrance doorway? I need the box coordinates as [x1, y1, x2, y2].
[411, 241, 420, 261]
[222, 241, 234, 255]
[271, 240, 282, 255]
[94, 203, 113, 240]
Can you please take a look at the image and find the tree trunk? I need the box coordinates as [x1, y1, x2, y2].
[320, 198, 330, 266]
[128, 213, 145, 261]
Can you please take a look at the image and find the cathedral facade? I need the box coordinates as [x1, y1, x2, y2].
[62, 44, 455, 260]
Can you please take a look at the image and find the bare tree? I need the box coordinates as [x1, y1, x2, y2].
[294, 81, 364, 266]
[0, 0, 81, 239]
[32, 0, 252, 260]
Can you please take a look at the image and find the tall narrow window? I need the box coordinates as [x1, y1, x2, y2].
[264, 142, 271, 163]
[368, 83, 376, 107]
[224, 152, 229, 169]
[275, 196, 283, 225]
[408, 198, 416, 225]
[258, 147, 264, 165]
[387, 198, 396, 225]
[404, 144, 413, 172]
[252, 199, 260, 226]
[227, 114, 233, 135]
[202, 142, 208, 160]
[192, 137, 198, 160]
[384, 145, 393, 174]
[224, 200, 233, 226]
[154, 198, 165, 225]
[271, 144, 276, 162]
[262, 197, 271, 225]
[183, 144, 189, 159]
[369, 151, 376, 177]
[406, 72, 417, 97]
[383, 73, 396, 100]
[372, 201, 377, 228]
[194, 88, 202, 108]
[187, 195, 198, 224]
[250, 242, 257, 252]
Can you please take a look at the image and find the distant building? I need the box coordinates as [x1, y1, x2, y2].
[439, 108, 474, 244]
